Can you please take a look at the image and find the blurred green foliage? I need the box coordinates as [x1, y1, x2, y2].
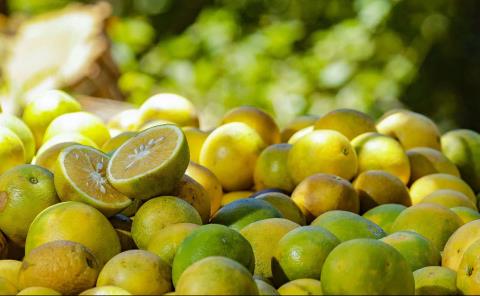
[5, 0, 480, 131]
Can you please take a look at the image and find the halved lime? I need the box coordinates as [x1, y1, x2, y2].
[107, 124, 189, 199]
[54, 145, 132, 216]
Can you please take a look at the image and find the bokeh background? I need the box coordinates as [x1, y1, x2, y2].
[1, 0, 480, 131]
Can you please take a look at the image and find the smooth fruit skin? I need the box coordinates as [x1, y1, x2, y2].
[419, 189, 477, 210]
[22, 90, 81, 149]
[413, 266, 457, 295]
[0, 164, 59, 245]
[321, 238, 415, 295]
[17, 287, 61, 295]
[288, 130, 358, 184]
[457, 239, 480, 295]
[210, 198, 283, 231]
[380, 231, 441, 271]
[407, 147, 460, 184]
[255, 192, 306, 226]
[409, 173, 476, 205]
[376, 109, 441, 150]
[200, 122, 266, 191]
[131, 196, 202, 249]
[314, 108, 377, 140]
[0, 113, 36, 163]
[0, 277, 18, 295]
[43, 112, 111, 147]
[352, 132, 410, 184]
[353, 170, 411, 213]
[0, 127, 25, 175]
[254, 144, 295, 193]
[281, 115, 318, 142]
[442, 129, 480, 192]
[277, 278, 323, 295]
[183, 127, 208, 163]
[240, 218, 300, 281]
[79, 285, 131, 295]
[272, 226, 340, 285]
[25, 201, 121, 266]
[390, 203, 462, 252]
[362, 203, 407, 234]
[255, 279, 279, 295]
[139, 93, 199, 127]
[175, 256, 259, 295]
[96, 250, 172, 295]
[186, 162, 223, 216]
[172, 224, 255, 286]
[222, 106, 281, 145]
[292, 173, 359, 222]
[311, 210, 386, 242]
[451, 206, 480, 224]
[0, 260, 22, 289]
[442, 219, 480, 271]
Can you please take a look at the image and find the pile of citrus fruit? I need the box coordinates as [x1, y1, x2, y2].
[0, 90, 479, 295]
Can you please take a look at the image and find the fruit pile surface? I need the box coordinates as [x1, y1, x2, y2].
[0, 90, 479, 295]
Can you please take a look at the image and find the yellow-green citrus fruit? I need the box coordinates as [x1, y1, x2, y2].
[240, 218, 300, 281]
[25, 201, 121, 266]
[287, 126, 313, 145]
[54, 145, 131, 217]
[172, 224, 255, 285]
[171, 175, 211, 223]
[0, 113, 35, 163]
[38, 133, 98, 153]
[314, 108, 377, 140]
[413, 266, 458, 295]
[222, 106, 281, 145]
[146, 223, 200, 266]
[254, 144, 295, 193]
[221, 191, 253, 206]
[292, 174, 359, 222]
[362, 204, 407, 234]
[0, 277, 17, 295]
[451, 206, 480, 224]
[183, 127, 209, 163]
[185, 162, 223, 216]
[33, 141, 77, 171]
[442, 219, 480, 271]
[0, 260, 21, 289]
[96, 250, 172, 295]
[407, 147, 460, 184]
[419, 189, 477, 210]
[211, 198, 283, 231]
[409, 173, 476, 205]
[131, 196, 202, 249]
[281, 115, 318, 142]
[80, 285, 131, 295]
[255, 192, 306, 226]
[277, 278, 322, 295]
[380, 231, 441, 271]
[456, 239, 480, 294]
[139, 93, 199, 127]
[18, 240, 100, 295]
[107, 124, 190, 200]
[352, 132, 410, 184]
[107, 109, 141, 136]
[175, 256, 259, 295]
[321, 238, 414, 295]
[288, 130, 358, 184]
[17, 286, 61, 295]
[311, 210, 386, 242]
[0, 127, 25, 175]
[43, 112, 110, 147]
[353, 170, 411, 213]
[272, 226, 340, 285]
[101, 131, 137, 154]
[255, 279, 279, 295]
[391, 203, 462, 251]
[0, 164, 59, 245]
[200, 122, 266, 191]
[376, 109, 441, 150]
[441, 129, 480, 192]
[22, 90, 81, 149]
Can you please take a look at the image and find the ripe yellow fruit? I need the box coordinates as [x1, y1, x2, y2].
[281, 115, 318, 142]
[186, 162, 223, 216]
[407, 147, 460, 184]
[288, 130, 357, 184]
[0, 113, 36, 163]
[200, 122, 266, 191]
[314, 108, 377, 140]
[352, 132, 410, 184]
[0, 127, 25, 174]
[139, 93, 199, 127]
[254, 144, 295, 193]
[183, 127, 209, 163]
[222, 106, 281, 145]
[376, 109, 441, 150]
